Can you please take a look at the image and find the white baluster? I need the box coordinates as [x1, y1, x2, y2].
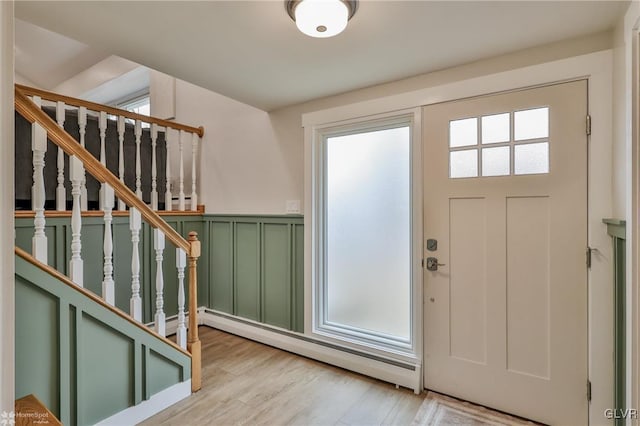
[178, 130, 185, 211]
[98, 111, 107, 211]
[31, 96, 47, 263]
[176, 248, 187, 349]
[69, 156, 84, 286]
[118, 116, 126, 211]
[151, 123, 158, 210]
[78, 106, 88, 211]
[165, 129, 172, 211]
[56, 101, 66, 211]
[135, 120, 143, 199]
[101, 184, 115, 305]
[129, 207, 142, 321]
[154, 229, 166, 336]
[191, 133, 199, 211]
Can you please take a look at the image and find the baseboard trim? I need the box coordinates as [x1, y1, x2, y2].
[201, 310, 422, 393]
[96, 380, 191, 426]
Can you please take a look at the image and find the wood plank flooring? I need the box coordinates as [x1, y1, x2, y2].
[141, 327, 538, 426]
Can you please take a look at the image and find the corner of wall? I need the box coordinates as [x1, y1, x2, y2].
[1, 0, 15, 414]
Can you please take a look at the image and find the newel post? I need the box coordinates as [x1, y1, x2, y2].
[187, 231, 201, 392]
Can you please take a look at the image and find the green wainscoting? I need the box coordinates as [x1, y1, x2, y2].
[604, 219, 626, 426]
[204, 215, 304, 332]
[15, 216, 205, 324]
[16, 214, 305, 332]
[15, 253, 191, 426]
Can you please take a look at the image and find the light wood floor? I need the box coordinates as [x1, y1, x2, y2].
[142, 327, 538, 426]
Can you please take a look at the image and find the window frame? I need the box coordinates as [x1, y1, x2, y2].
[310, 110, 422, 358]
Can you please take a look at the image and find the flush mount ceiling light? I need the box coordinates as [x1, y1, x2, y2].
[286, 0, 358, 38]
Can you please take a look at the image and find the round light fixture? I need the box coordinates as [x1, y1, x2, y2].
[286, 0, 358, 38]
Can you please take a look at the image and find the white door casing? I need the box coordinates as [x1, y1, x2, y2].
[423, 81, 588, 425]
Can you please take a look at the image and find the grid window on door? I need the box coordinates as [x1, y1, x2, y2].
[448, 107, 550, 178]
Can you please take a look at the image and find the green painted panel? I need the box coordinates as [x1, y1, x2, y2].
[16, 214, 305, 333]
[15, 253, 191, 426]
[69, 306, 77, 426]
[147, 349, 183, 397]
[77, 223, 105, 298]
[262, 223, 291, 329]
[235, 222, 260, 321]
[58, 302, 71, 425]
[15, 277, 60, 417]
[149, 220, 180, 319]
[614, 236, 626, 426]
[54, 223, 71, 275]
[15, 222, 57, 267]
[112, 221, 135, 315]
[294, 224, 305, 333]
[80, 313, 134, 425]
[210, 221, 233, 313]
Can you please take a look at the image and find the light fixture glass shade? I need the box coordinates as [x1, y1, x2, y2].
[294, 0, 349, 38]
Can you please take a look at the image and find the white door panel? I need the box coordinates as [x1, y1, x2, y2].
[423, 81, 588, 425]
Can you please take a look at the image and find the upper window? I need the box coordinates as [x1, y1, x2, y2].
[449, 107, 550, 178]
[118, 94, 150, 116]
[115, 94, 151, 128]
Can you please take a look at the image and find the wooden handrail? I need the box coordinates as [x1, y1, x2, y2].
[16, 84, 204, 138]
[15, 87, 190, 253]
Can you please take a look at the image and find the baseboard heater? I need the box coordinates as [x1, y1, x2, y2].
[201, 308, 422, 393]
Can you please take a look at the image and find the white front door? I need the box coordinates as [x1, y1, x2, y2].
[423, 80, 588, 425]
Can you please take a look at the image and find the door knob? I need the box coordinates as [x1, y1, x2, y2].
[425, 257, 446, 271]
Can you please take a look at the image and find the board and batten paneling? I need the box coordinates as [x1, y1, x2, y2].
[15, 214, 304, 332]
[205, 215, 304, 332]
[15, 254, 191, 426]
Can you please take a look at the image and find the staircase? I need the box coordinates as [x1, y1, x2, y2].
[13, 85, 205, 425]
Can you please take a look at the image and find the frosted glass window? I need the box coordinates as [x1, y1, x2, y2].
[482, 113, 510, 144]
[482, 146, 510, 176]
[514, 142, 549, 175]
[325, 126, 411, 340]
[514, 107, 549, 140]
[450, 118, 478, 148]
[450, 149, 478, 178]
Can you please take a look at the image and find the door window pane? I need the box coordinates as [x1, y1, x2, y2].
[514, 107, 549, 140]
[482, 113, 510, 144]
[450, 149, 478, 178]
[514, 142, 549, 175]
[450, 118, 478, 148]
[325, 126, 411, 340]
[482, 146, 510, 176]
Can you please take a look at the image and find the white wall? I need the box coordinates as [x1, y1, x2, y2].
[612, 22, 626, 219]
[151, 75, 302, 215]
[0, 0, 15, 415]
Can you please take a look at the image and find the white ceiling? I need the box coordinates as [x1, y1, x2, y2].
[15, 1, 628, 111]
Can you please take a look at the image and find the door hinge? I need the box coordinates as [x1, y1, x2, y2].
[586, 247, 592, 269]
[587, 380, 592, 402]
[586, 115, 592, 136]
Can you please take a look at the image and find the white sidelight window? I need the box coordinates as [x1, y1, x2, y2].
[312, 112, 420, 353]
